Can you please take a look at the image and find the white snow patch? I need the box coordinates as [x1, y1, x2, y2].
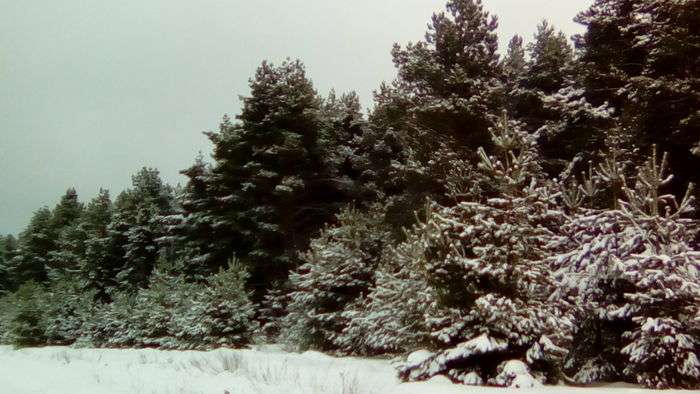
[0, 346, 692, 393]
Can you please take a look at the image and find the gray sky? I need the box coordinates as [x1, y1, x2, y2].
[0, 0, 592, 235]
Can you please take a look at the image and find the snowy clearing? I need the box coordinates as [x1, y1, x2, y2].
[0, 345, 689, 394]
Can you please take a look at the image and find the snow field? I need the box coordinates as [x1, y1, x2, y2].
[0, 345, 692, 394]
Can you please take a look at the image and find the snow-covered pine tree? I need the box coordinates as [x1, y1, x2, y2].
[173, 259, 256, 349]
[45, 188, 84, 280]
[194, 59, 341, 301]
[126, 259, 186, 348]
[386, 114, 574, 386]
[165, 154, 222, 279]
[88, 289, 138, 347]
[43, 277, 97, 345]
[8, 207, 54, 286]
[0, 235, 17, 293]
[575, 0, 700, 211]
[3, 281, 48, 347]
[112, 168, 175, 290]
[281, 204, 391, 351]
[388, 0, 503, 149]
[338, 208, 439, 356]
[552, 146, 699, 388]
[78, 189, 122, 299]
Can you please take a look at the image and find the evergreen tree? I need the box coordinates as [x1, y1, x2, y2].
[386, 0, 503, 148]
[174, 260, 256, 349]
[552, 147, 699, 389]
[43, 277, 97, 345]
[196, 59, 336, 300]
[165, 155, 221, 279]
[0, 235, 17, 293]
[79, 189, 122, 298]
[502, 35, 526, 84]
[575, 0, 700, 207]
[4, 281, 48, 348]
[112, 168, 175, 290]
[45, 188, 84, 279]
[281, 205, 391, 351]
[338, 218, 438, 356]
[361, 115, 573, 385]
[10, 207, 54, 285]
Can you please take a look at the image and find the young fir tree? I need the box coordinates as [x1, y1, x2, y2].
[552, 146, 699, 389]
[361, 114, 574, 385]
[338, 216, 438, 356]
[280, 205, 391, 351]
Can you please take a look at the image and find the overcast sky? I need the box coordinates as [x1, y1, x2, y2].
[0, 0, 592, 235]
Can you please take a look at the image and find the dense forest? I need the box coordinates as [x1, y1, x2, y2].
[1, 0, 699, 389]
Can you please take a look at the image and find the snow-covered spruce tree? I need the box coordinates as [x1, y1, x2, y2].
[553, 146, 700, 388]
[173, 259, 256, 349]
[393, 114, 573, 386]
[280, 204, 392, 351]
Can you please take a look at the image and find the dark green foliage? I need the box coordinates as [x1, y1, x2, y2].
[0, 235, 18, 293]
[189, 59, 341, 300]
[575, 0, 700, 207]
[4, 281, 47, 348]
[78, 189, 122, 298]
[0, 1, 698, 389]
[112, 168, 175, 290]
[281, 205, 392, 351]
[10, 207, 54, 285]
[385, 0, 503, 148]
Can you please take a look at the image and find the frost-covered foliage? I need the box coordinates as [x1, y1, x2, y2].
[348, 115, 575, 385]
[174, 260, 257, 349]
[281, 205, 391, 351]
[0, 281, 47, 347]
[338, 219, 438, 355]
[43, 277, 97, 345]
[386, 0, 504, 148]
[85, 260, 256, 350]
[553, 147, 699, 389]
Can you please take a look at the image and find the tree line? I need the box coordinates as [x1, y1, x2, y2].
[1, 0, 698, 389]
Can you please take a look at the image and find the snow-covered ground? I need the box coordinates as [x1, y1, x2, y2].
[0, 345, 687, 394]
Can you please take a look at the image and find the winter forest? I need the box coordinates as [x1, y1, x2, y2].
[1, 0, 699, 390]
